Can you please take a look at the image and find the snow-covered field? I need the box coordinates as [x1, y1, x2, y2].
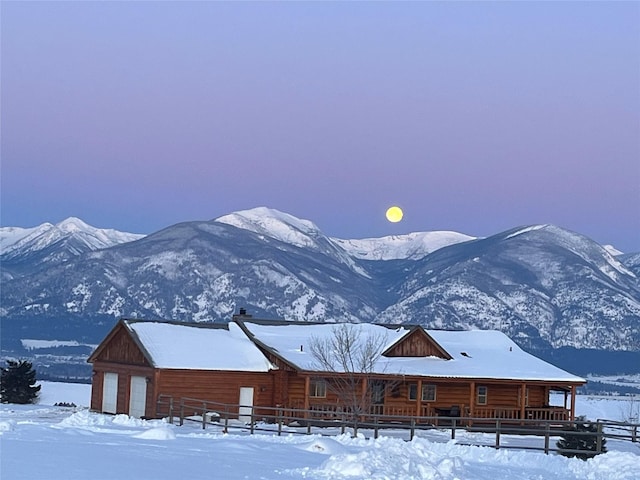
[1, 382, 638, 480]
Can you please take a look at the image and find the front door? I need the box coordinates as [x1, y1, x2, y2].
[129, 376, 147, 418]
[238, 387, 254, 423]
[102, 372, 118, 414]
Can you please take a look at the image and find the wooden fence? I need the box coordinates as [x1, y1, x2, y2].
[155, 395, 638, 457]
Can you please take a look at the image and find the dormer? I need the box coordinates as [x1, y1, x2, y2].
[382, 326, 452, 359]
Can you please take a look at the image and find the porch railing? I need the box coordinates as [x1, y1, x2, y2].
[467, 406, 569, 422]
[157, 395, 571, 424]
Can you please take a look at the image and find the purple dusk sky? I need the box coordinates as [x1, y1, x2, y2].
[1, 2, 639, 251]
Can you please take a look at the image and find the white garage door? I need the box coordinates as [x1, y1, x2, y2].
[129, 376, 147, 418]
[102, 372, 118, 414]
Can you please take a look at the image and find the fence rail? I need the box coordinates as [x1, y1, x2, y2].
[597, 418, 639, 443]
[155, 396, 639, 456]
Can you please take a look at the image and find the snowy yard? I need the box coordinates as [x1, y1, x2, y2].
[0, 382, 638, 480]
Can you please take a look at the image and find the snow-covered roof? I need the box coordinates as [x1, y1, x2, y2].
[240, 322, 585, 383]
[126, 321, 274, 372]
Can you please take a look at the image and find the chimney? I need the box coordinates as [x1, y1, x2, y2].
[232, 307, 252, 322]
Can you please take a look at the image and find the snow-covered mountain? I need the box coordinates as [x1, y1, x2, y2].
[332, 231, 476, 261]
[620, 252, 640, 278]
[1, 208, 639, 368]
[215, 207, 368, 276]
[0, 218, 144, 277]
[215, 207, 324, 250]
[375, 224, 640, 352]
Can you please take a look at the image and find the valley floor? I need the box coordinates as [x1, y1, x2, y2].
[0, 382, 638, 480]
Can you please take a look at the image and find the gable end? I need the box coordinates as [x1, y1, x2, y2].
[88, 321, 151, 366]
[383, 327, 453, 359]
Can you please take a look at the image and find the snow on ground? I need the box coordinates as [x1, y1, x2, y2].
[0, 382, 638, 480]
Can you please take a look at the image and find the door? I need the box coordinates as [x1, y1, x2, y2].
[102, 372, 118, 414]
[129, 376, 147, 418]
[238, 387, 254, 423]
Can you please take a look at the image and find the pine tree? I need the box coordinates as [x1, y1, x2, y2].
[0, 360, 41, 404]
[556, 420, 607, 460]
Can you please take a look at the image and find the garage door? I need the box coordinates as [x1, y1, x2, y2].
[102, 372, 118, 414]
[129, 376, 147, 418]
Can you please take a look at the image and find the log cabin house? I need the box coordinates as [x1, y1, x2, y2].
[88, 313, 586, 423]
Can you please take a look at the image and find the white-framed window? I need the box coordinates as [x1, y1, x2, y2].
[421, 384, 437, 402]
[476, 386, 488, 405]
[310, 379, 326, 398]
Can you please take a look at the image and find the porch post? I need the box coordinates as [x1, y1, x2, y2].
[361, 377, 368, 414]
[469, 381, 475, 418]
[519, 383, 526, 421]
[416, 379, 422, 417]
[303, 375, 310, 415]
[563, 390, 568, 409]
[569, 385, 576, 421]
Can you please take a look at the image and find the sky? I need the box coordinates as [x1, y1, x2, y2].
[1, 2, 639, 252]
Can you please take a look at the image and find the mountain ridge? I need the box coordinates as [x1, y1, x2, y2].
[1, 208, 639, 356]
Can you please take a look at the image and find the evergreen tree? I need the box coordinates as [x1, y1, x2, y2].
[0, 360, 41, 404]
[556, 419, 607, 460]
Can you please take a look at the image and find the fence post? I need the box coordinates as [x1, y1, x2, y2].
[632, 424, 637, 443]
[410, 418, 415, 441]
[374, 415, 379, 439]
[202, 402, 207, 430]
[495, 420, 501, 450]
[168, 398, 174, 424]
[179, 401, 184, 426]
[596, 421, 603, 454]
[250, 411, 255, 435]
[277, 408, 282, 437]
[544, 422, 550, 454]
[451, 418, 456, 440]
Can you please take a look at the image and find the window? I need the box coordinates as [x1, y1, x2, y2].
[408, 383, 436, 401]
[310, 379, 326, 398]
[408, 383, 418, 401]
[476, 386, 488, 405]
[421, 384, 437, 402]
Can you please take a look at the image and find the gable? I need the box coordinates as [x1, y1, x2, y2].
[383, 328, 452, 359]
[88, 322, 151, 366]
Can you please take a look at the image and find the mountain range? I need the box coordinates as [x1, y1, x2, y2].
[1, 207, 639, 380]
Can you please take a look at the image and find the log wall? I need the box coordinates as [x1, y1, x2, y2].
[155, 369, 274, 409]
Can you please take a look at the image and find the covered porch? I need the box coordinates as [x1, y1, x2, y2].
[292, 375, 582, 424]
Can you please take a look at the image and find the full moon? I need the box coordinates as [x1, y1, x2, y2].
[385, 206, 404, 223]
